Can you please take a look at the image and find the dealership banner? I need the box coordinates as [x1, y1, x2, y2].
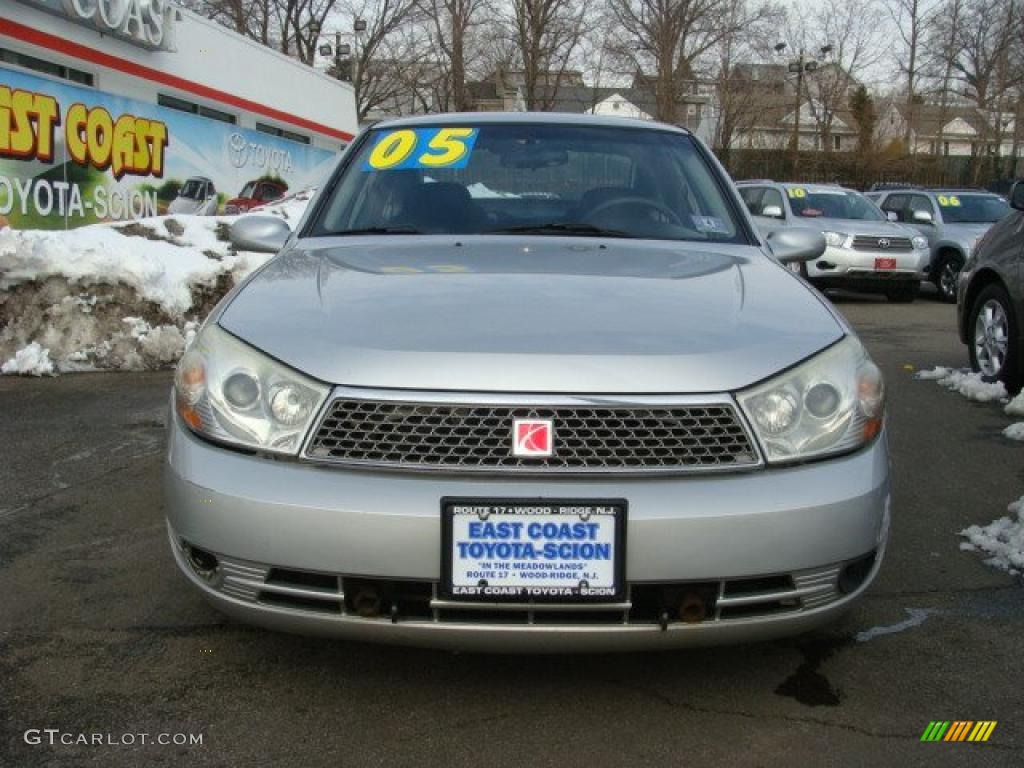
[0, 66, 339, 229]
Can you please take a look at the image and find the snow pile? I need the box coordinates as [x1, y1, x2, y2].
[1, 341, 54, 376]
[0, 190, 314, 375]
[1004, 423, 1024, 441]
[1005, 392, 1024, 417]
[961, 496, 1024, 575]
[915, 366, 1007, 402]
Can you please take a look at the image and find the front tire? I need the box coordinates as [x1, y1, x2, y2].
[968, 283, 1021, 393]
[886, 281, 920, 303]
[934, 251, 964, 303]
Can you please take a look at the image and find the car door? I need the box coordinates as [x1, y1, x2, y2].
[740, 185, 787, 236]
[979, 192, 1024, 284]
[879, 193, 908, 224]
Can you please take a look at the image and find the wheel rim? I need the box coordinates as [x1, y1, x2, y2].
[974, 299, 1009, 377]
[940, 259, 960, 298]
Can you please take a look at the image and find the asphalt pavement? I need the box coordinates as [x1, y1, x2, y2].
[1, 290, 1022, 767]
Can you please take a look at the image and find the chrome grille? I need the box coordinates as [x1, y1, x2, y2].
[305, 399, 759, 473]
[851, 235, 914, 251]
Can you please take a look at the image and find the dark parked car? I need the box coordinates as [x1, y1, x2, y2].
[958, 181, 1024, 393]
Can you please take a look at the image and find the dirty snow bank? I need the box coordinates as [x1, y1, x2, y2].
[914, 366, 1008, 402]
[1, 190, 313, 375]
[961, 496, 1024, 575]
[1005, 392, 1024, 417]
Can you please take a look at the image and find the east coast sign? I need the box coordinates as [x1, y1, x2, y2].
[17, 0, 178, 51]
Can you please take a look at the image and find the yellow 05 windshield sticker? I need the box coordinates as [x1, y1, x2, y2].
[937, 194, 961, 207]
[363, 127, 480, 171]
[787, 187, 807, 198]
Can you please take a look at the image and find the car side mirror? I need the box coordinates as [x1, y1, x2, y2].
[912, 209, 933, 223]
[886, 210, 898, 222]
[230, 215, 291, 253]
[761, 205, 784, 219]
[1011, 181, 1024, 211]
[766, 228, 826, 264]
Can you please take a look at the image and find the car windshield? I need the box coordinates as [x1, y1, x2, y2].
[310, 123, 744, 242]
[937, 194, 1009, 223]
[239, 182, 256, 198]
[179, 180, 204, 200]
[788, 188, 884, 221]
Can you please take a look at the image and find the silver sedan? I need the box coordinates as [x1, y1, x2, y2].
[165, 113, 890, 652]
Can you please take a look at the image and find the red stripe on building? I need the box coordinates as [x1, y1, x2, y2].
[0, 16, 355, 142]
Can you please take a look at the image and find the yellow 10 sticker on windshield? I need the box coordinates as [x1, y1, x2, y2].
[937, 194, 961, 207]
[363, 127, 480, 171]
[787, 187, 807, 198]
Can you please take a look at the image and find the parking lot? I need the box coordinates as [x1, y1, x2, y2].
[1, 291, 1021, 767]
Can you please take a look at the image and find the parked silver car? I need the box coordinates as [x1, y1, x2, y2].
[957, 181, 1024, 393]
[165, 114, 890, 652]
[867, 187, 1010, 303]
[738, 181, 930, 302]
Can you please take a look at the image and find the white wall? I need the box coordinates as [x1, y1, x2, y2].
[1, 4, 357, 149]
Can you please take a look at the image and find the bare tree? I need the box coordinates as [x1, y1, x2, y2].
[417, 0, 490, 111]
[711, 0, 786, 163]
[332, 0, 422, 120]
[795, 0, 884, 153]
[507, 0, 587, 110]
[889, 0, 935, 151]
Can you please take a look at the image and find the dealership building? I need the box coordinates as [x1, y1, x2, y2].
[0, 1, 357, 229]
[2, 1, 357, 149]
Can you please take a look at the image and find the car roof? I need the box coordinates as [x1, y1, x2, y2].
[735, 180, 855, 193]
[370, 111, 691, 135]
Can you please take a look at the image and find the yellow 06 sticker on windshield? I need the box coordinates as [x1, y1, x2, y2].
[787, 187, 807, 198]
[937, 194, 961, 207]
[364, 127, 480, 171]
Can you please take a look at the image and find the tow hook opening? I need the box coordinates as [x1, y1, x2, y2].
[352, 586, 382, 618]
[184, 542, 219, 581]
[838, 551, 877, 594]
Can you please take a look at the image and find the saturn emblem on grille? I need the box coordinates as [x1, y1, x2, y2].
[877, 238, 890, 248]
[512, 419, 554, 457]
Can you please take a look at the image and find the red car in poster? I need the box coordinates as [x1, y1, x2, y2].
[224, 178, 288, 214]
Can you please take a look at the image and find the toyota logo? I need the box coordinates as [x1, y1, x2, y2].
[878, 238, 891, 249]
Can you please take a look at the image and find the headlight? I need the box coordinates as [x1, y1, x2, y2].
[737, 336, 884, 464]
[912, 236, 928, 250]
[174, 323, 330, 455]
[823, 231, 847, 248]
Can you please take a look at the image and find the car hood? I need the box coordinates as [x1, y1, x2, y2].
[795, 218, 915, 237]
[219, 237, 846, 393]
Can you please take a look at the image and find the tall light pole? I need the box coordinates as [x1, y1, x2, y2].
[777, 43, 830, 169]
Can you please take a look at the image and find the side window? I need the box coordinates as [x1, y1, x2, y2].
[907, 195, 934, 220]
[881, 194, 907, 221]
[761, 188, 785, 218]
[739, 187, 763, 215]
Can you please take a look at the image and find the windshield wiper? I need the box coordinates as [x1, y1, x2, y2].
[484, 223, 634, 238]
[331, 226, 423, 236]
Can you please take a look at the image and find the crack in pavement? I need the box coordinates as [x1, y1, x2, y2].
[603, 678, 1017, 750]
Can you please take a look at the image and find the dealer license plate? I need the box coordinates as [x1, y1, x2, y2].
[442, 499, 626, 602]
[875, 257, 897, 270]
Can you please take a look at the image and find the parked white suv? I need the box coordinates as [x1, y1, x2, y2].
[738, 181, 930, 302]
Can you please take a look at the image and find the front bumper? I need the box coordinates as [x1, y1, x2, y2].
[165, 413, 890, 652]
[806, 245, 929, 282]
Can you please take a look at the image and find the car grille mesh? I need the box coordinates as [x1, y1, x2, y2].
[851, 235, 914, 251]
[305, 399, 759, 472]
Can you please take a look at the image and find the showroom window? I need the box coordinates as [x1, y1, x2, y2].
[157, 94, 237, 124]
[256, 123, 312, 145]
[0, 48, 93, 86]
